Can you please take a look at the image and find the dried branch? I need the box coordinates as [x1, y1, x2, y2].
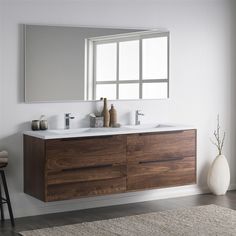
[220, 132, 226, 155]
[211, 114, 226, 155]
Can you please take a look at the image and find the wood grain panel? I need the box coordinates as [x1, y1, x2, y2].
[127, 157, 196, 191]
[24, 129, 197, 202]
[127, 130, 196, 163]
[128, 156, 195, 176]
[127, 170, 196, 191]
[47, 165, 127, 185]
[24, 135, 46, 201]
[46, 177, 126, 202]
[46, 135, 126, 170]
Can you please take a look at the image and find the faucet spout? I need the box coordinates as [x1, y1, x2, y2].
[65, 113, 75, 129]
[135, 110, 144, 125]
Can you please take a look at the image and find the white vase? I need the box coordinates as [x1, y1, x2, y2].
[207, 154, 230, 195]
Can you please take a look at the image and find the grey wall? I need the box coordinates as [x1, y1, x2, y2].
[25, 25, 137, 102]
[0, 0, 235, 218]
[0, 1, 3, 134]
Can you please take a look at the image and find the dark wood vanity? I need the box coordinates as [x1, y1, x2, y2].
[24, 129, 196, 202]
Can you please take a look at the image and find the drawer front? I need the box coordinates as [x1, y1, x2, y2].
[46, 177, 126, 201]
[127, 156, 196, 191]
[46, 135, 126, 170]
[46, 164, 126, 185]
[127, 130, 196, 163]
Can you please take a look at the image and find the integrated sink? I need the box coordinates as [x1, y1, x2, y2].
[48, 127, 129, 135]
[48, 124, 174, 136]
[125, 124, 174, 130]
[87, 127, 128, 132]
[49, 128, 90, 135]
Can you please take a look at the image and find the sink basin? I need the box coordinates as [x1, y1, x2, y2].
[125, 124, 174, 130]
[49, 128, 90, 135]
[48, 127, 127, 135]
[47, 124, 174, 136]
[87, 127, 128, 132]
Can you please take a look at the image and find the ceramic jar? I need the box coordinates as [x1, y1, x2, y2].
[207, 154, 230, 195]
[31, 120, 40, 131]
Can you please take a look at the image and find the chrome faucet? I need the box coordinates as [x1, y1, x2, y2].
[135, 110, 144, 125]
[65, 113, 75, 129]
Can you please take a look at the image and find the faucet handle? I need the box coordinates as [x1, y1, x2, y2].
[136, 110, 144, 116]
[65, 113, 75, 119]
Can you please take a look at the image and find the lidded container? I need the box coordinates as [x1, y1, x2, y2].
[109, 104, 117, 127]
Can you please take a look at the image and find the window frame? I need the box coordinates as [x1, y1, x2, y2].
[87, 31, 170, 100]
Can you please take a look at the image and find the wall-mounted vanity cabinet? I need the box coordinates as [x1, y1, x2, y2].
[24, 129, 196, 202]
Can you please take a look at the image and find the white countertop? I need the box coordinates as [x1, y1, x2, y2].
[23, 123, 196, 140]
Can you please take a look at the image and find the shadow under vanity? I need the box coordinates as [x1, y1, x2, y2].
[23, 126, 196, 202]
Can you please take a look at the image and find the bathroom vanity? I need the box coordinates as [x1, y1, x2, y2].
[24, 125, 196, 202]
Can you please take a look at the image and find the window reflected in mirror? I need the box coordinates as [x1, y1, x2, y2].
[88, 31, 169, 100]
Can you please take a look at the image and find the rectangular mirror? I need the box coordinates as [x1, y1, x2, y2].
[24, 25, 169, 102]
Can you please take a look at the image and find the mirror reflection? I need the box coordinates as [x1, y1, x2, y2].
[24, 25, 169, 102]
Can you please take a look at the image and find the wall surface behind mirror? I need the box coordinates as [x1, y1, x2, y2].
[0, 0, 235, 218]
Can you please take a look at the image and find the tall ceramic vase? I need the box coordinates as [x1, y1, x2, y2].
[207, 154, 230, 195]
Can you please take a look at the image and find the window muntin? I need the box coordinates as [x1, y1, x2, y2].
[89, 32, 169, 100]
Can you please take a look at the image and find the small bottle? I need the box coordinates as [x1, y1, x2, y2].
[101, 98, 110, 127]
[31, 120, 40, 131]
[40, 115, 48, 130]
[40, 120, 48, 130]
[109, 104, 117, 127]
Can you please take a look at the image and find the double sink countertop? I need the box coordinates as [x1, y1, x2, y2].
[24, 123, 196, 140]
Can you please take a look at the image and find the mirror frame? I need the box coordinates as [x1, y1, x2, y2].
[24, 24, 170, 103]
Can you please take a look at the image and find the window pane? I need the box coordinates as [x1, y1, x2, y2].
[96, 43, 116, 81]
[96, 84, 116, 100]
[119, 40, 139, 80]
[142, 37, 168, 80]
[142, 82, 168, 99]
[119, 83, 139, 99]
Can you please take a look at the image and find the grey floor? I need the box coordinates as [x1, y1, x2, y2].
[1, 191, 236, 235]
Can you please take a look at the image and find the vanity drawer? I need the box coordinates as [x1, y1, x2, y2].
[46, 135, 126, 170]
[127, 156, 196, 191]
[127, 130, 196, 163]
[46, 164, 126, 185]
[46, 177, 126, 201]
